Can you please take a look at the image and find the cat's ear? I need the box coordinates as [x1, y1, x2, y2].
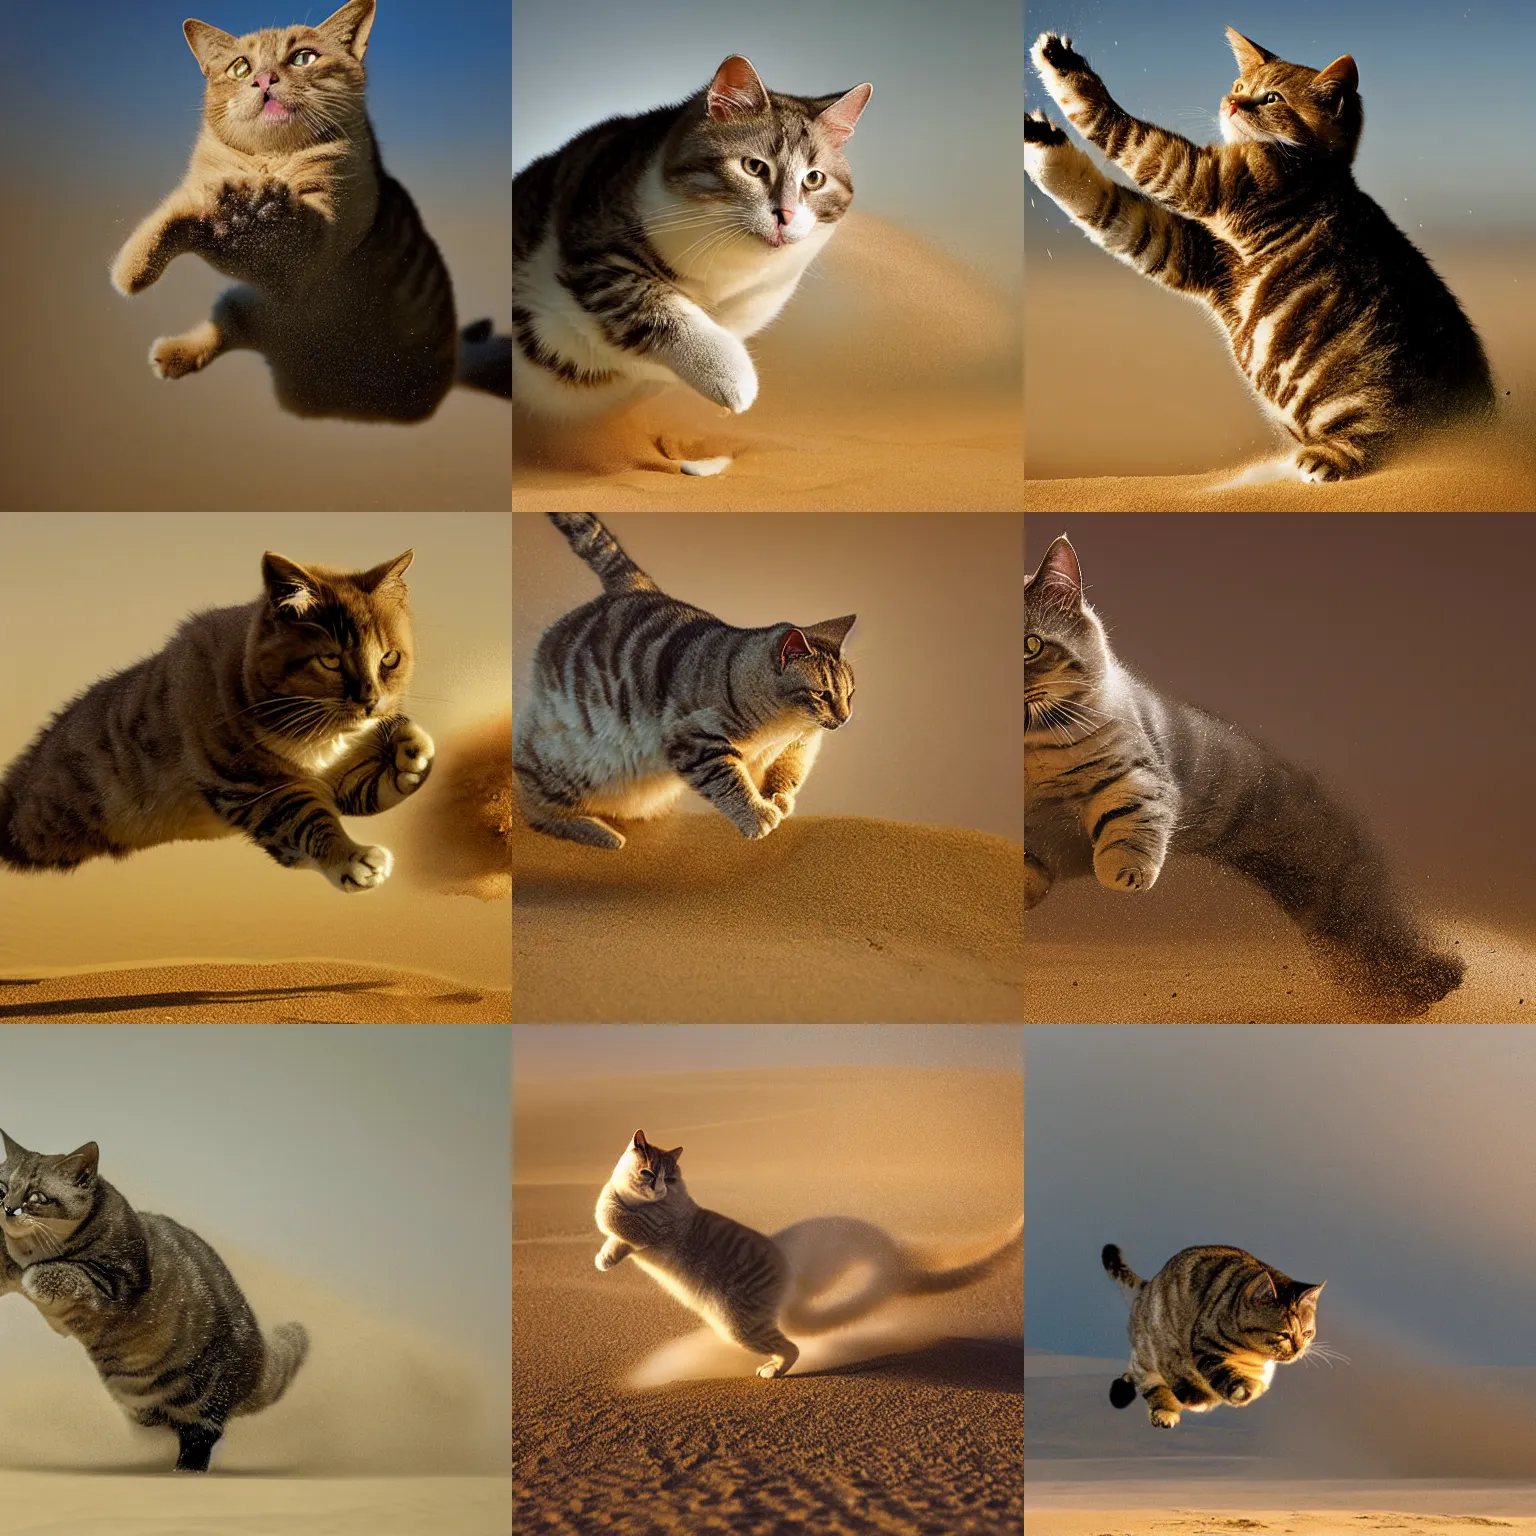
[0, 1129, 26, 1163]
[183, 19, 239, 75]
[667, 1146, 684, 1161]
[316, 0, 377, 62]
[354, 550, 414, 594]
[262, 552, 325, 619]
[707, 56, 770, 122]
[815, 83, 873, 146]
[802, 615, 857, 655]
[1312, 55, 1359, 115]
[1296, 1280, 1326, 1305]
[631, 1129, 649, 1151]
[1030, 535, 1083, 608]
[1225, 27, 1276, 78]
[57, 1142, 99, 1187]
[778, 627, 812, 669]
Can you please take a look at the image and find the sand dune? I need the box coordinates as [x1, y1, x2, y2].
[512, 212, 1022, 512]
[0, 961, 512, 1022]
[514, 1066, 1023, 1533]
[513, 813, 1025, 1022]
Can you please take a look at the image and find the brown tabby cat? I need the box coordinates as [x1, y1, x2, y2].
[0, 1131, 308, 1472]
[109, 1, 499, 421]
[1025, 28, 1495, 480]
[1102, 1243, 1324, 1429]
[0, 550, 432, 891]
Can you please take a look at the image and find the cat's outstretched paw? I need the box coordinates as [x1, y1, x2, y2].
[769, 789, 797, 818]
[1032, 32, 1108, 105]
[206, 177, 295, 242]
[329, 844, 393, 892]
[1024, 110, 1068, 149]
[690, 335, 759, 414]
[737, 800, 784, 840]
[1094, 847, 1162, 893]
[149, 323, 222, 381]
[1149, 1406, 1180, 1429]
[390, 722, 435, 796]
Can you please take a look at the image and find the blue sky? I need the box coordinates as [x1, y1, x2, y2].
[1026, 0, 1536, 238]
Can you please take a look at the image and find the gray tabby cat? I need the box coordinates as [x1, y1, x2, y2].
[514, 513, 854, 850]
[0, 550, 432, 892]
[1025, 28, 1494, 481]
[596, 1130, 1023, 1378]
[0, 1131, 308, 1472]
[513, 54, 871, 472]
[1102, 1243, 1324, 1429]
[1024, 534, 1464, 1015]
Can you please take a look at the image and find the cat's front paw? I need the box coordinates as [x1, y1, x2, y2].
[737, 799, 784, 841]
[1023, 110, 1068, 149]
[769, 789, 796, 818]
[327, 844, 394, 892]
[1032, 32, 1107, 104]
[693, 336, 759, 414]
[391, 722, 435, 796]
[150, 330, 218, 381]
[206, 178, 295, 243]
[1149, 1406, 1180, 1429]
[1093, 845, 1162, 893]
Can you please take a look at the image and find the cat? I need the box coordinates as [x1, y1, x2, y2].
[1024, 535, 1464, 1015]
[1024, 28, 1495, 481]
[514, 512, 855, 850]
[1102, 1243, 1323, 1429]
[595, 1130, 1023, 1379]
[0, 1131, 308, 1472]
[108, 1, 504, 421]
[513, 54, 871, 474]
[0, 549, 432, 892]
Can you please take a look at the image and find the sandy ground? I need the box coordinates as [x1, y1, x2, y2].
[406, 714, 514, 903]
[1025, 861, 1533, 1023]
[0, 1251, 509, 1535]
[0, 961, 511, 1022]
[514, 1065, 1023, 1533]
[1026, 1513, 1536, 1534]
[513, 813, 1025, 1022]
[512, 213, 1023, 512]
[1025, 250, 1536, 512]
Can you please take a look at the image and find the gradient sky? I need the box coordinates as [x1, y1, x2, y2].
[514, 0, 1022, 288]
[0, 1025, 509, 1375]
[1025, 0, 1536, 242]
[1027, 1026, 1536, 1367]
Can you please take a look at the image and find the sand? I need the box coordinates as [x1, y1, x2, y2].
[514, 1065, 1023, 1533]
[405, 714, 515, 903]
[1026, 1514, 1536, 1534]
[0, 1251, 509, 1535]
[513, 812, 1025, 1022]
[0, 961, 512, 1023]
[1025, 250, 1536, 512]
[512, 212, 1023, 512]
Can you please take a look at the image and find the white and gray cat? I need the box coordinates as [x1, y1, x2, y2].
[595, 1130, 1022, 1378]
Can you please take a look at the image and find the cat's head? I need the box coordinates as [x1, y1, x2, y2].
[613, 1130, 684, 1203]
[662, 55, 873, 250]
[184, 0, 374, 155]
[1235, 1267, 1326, 1363]
[771, 616, 856, 730]
[0, 1131, 101, 1244]
[1220, 28, 1362, 162]
[1025, 536, 1112, 741]
[250, 549, 416, 737]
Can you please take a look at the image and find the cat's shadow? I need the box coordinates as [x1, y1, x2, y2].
[800, 1337, 1023, 1394]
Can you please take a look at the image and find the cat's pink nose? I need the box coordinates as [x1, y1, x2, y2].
[253, 71, 279, 91]
[774, 206, 793, 226]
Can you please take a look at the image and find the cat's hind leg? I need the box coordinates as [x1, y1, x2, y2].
[1139, 1377, 1183, 1429]
[150, 286, 263, 382]
[721, 1311, 800, 1379]
[173, 1422, 223, 1474]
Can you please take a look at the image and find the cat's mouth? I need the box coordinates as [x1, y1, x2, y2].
[260, 94, 295, 123]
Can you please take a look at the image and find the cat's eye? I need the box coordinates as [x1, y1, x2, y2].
[316, 654, 342, 670]
[803, 169, 827, 190]
[816, 690, 833, 702]
[1262, 91, 1281, 105]
[1024, 634, 1044, 658]
[741, 157, 771, 180]
[228, 57, 252, 80]
[380, 650, 401, 669]
[290, 48, 319, 66]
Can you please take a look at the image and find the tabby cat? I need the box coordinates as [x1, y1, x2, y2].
[513, 54, 871, 470]
[514, 512, 855, 850]
[596, 1130, 1023, 1378]
[1103, 1243, 1323, 1429]
[0, 550, 432, 891]
[1024, 535, 1464, 1014]
[1024, 28, 1495, 480]
[0, 1131, 308, 1471]
[109, 1, 502, 421]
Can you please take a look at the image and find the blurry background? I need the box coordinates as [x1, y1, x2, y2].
[0, 511, 511, 987]
[0, 0, 510, 509]
[514, 513, 1024, 840]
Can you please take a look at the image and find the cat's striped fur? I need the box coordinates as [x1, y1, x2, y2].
[596, 1130, 1023, 1378]
[513, 54, 871, 435]
[1024, 535, 1464, 1015]
[109, 1, 490, 423]
[1102, 1243, 1323, 1429]
[514, 512, 855, 850]
[0, 1132, 307, 1472]
[0, 549, 432, 892]
[1025, 28, 1494, 481]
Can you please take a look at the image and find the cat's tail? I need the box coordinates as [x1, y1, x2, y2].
[774, 1214, 1022, 1336]
[455, 318, 512, 399]
[1101, 1243, 1144, 1295]
[236, 1321, 310, 1416]
[547, 513, 658, 595]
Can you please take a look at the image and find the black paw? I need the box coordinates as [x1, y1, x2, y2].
[1024, 111, 1067, 147]
[1108, 1375, 1136, 1409]
[207, 179, 292, 241]
[1037, 32, 1092, 77]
